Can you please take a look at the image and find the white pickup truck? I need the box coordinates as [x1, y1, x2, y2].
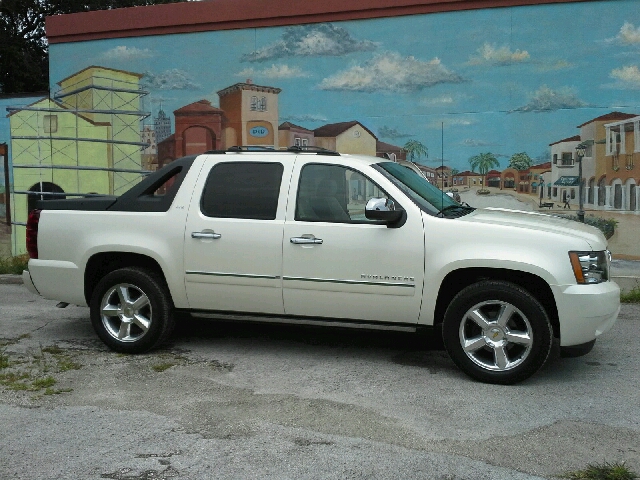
[22, 147, 620, 384]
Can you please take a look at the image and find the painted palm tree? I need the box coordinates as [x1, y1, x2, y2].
[402, 140, 428, 162]
[469, 152, 499, 193]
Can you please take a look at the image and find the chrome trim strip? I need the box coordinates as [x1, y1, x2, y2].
[190, 311, 417, 332]
[282, 276, 414, 288]
[186, 271, 280, 280]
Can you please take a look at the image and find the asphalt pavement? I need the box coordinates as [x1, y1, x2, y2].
[0, 283, 639, 479]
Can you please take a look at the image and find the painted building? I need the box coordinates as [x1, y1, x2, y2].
[313, 121, 377, 156]
[217, 80, 281, 149]
[604, 115, 640, 210]
[375, 141, 406, 162]
[157, 99, 223, 169]
[153, 108, 171, 144]
[550, 136, 581, 203]
[576, 112, 637, 209]
[278, 122, 314, 149]
[7, 66, 148, 254]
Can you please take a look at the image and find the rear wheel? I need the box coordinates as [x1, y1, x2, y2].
[442, 281, 552, 384]
[90, 267, 174, 353]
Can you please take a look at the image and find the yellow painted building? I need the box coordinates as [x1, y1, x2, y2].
[8, 66, 147, 254]
[313, 121, 376, 156]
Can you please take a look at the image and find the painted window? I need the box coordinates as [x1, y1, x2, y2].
[43, 115, 58, 134]
[250, 96, 267, 111]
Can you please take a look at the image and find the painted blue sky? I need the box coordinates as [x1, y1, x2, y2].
[44, 0, 640, 171]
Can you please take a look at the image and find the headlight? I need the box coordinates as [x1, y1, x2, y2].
[569, 250, 610, 284]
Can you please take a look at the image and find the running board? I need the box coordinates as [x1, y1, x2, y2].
[189, 311, 418, 333]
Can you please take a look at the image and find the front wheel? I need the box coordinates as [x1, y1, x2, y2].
[90, 267, 174, 353]
[442, 281, 552, 385]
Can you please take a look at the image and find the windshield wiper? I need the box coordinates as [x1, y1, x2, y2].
[438, 204, 475, 218]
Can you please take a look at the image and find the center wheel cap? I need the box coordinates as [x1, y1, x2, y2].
[487, 327, 504, 341]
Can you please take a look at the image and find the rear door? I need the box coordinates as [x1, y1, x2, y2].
[183, 156, 292, 314]
[282, 159, 425, 324]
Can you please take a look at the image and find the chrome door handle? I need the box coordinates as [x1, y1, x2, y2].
[290, 236, 323, 245]
[191, 231, 221, 239]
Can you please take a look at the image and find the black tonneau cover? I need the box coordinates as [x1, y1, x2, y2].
[35, 156, 197, 213]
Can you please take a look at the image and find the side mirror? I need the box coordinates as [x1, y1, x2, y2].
[365, 197, 404, 224]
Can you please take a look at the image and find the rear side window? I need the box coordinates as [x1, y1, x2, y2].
[201, 162, 283, 220]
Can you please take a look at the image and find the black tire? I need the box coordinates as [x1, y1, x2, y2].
[90, 267, 174, 353]
[442, 280, 552, 385]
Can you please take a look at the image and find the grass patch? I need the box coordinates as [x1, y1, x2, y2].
[0, 254, 29, 275]
[0, 345, 81, 396]
[32, 376, 56, 389]
[0, 351, 9, 369]
[152, 362, 176, 372]
[560, 462, 638, 479]
[620, 286, 640, 304]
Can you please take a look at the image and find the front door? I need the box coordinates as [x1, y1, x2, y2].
[282, 160, 425, 325]
[184, 159, 290, 314]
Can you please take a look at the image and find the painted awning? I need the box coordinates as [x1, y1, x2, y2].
[554, 176, 580, 186]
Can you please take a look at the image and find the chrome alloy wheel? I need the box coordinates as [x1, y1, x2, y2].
[100, 283, 152, 342]
[459, 300, 533, 371]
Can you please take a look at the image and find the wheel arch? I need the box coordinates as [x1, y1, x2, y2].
[84, 252, 170, 306]
[433, 267, 560, 339]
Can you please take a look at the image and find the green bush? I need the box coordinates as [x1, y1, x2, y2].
[0, 254, 29, 275]
[561, 215, 618, 239]
[620, 286, 640, 304]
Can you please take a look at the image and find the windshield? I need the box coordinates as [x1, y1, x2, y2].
[375, 162, 474, 217]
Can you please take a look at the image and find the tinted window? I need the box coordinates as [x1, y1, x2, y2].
[296, 164, 392, 223]
[201, 162, 283, 219]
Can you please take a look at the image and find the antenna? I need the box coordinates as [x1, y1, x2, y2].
[441, 122, 444, 207]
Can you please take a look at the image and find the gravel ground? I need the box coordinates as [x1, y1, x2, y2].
[0, 284, 638, 480]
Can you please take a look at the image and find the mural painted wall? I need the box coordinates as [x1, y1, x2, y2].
[4, 0, 640, 255]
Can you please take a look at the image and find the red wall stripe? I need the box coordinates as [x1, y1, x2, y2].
[46, 0, 594, 44]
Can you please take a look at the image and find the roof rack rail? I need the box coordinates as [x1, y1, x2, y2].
[204, 146, 277, 154]
[286, 145, 341, 156]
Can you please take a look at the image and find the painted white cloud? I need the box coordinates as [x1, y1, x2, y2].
[421, 95, 454, 106]
[427, 117, 475, 129]
[378, 126, 413, 139]
[242, 24, 377, 62]
[281, 114, 328, 123]
[149, 95, 177, 105]
[236, 64, 309, 79]
[461, 139, 501, 147]
[101, 46, 154, 61]
[319, 52, 465, 93]
[608, 22, 640, 45]
[608, 65, 640, 89]
[512, 85, 587, 112]
[469, 43, 530, 66]
[536, 59, 574, 72]
[142, 69, 200, 90]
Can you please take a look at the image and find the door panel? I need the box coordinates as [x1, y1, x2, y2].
[184, 158, 290, 314]
[283, 161, 425, 324]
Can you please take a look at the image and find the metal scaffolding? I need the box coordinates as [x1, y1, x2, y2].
[5, 73, 152, 253]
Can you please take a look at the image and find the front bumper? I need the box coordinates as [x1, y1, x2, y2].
[552, 280, 620, 346]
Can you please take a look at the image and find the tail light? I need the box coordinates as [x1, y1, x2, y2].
[26, 209, 41, 259]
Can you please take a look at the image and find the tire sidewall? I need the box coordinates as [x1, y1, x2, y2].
[90, 267, 171, 353]
[442, 281, 552, 385]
